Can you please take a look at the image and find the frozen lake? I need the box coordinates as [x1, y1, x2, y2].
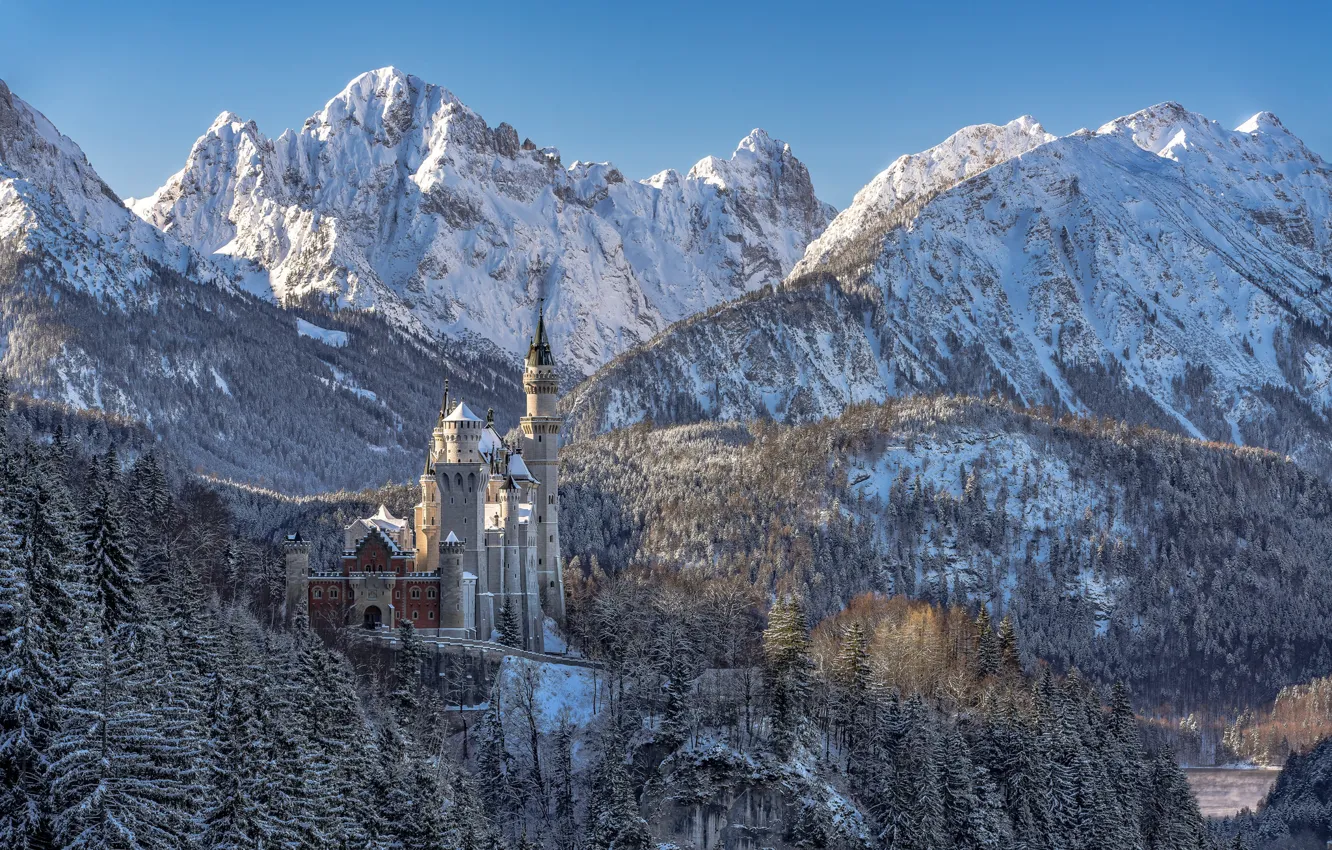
[1184, 768, 1281, 818]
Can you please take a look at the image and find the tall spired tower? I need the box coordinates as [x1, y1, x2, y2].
[521, 300, 565, 623]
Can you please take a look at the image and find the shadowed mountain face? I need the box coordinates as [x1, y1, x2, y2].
[564, 104, 1332, 480]
[131, 67, 835, 376]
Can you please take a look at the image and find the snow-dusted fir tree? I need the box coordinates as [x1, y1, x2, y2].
[762, 596, 811, 755]
[84, 449, 138, 636]
[48, 623, 195, 850]
[0, 487, 57, 850]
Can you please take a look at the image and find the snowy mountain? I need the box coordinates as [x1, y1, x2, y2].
[0, 79, 249, 301]
[131, 67, 835, 375]
[564, 103, 1332, 478]
[0, 77, 522, 493]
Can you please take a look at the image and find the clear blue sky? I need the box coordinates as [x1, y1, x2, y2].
[4, 0, 1329, 210]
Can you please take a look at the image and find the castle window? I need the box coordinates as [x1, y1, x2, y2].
[428, 611, 436, 620]
[411, 610, 419, 621]
[313, 588, 323, 599]
[427, 588, 437, 599]
[455, 473, 463, 488]
[538, 558, 542, 565]
[549, 495, 555, 504]
[329, 588, 339, 600]
[550, 581, 555, 587]
[450, 498, 454, 505]
[394, 590, 401, 599]
[549, 535, 554, 542]
[538, 515, 543, 524]
[411, 588, 421, 599]
[468, 473, 476, 492]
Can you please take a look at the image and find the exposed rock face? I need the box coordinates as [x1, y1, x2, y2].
[564, 104, 1332, 479]
[132, 68, 835, 375]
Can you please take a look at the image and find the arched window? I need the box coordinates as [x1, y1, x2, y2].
[455, 473, 463, 488]
[313, 588, 323, 599]
[427, 588, 437, 599]
[428, 611, 436, 620]
[411, 588, 421, 599]
[411, 610, 419, 621]
[468, 473, 476, 492]
[441, 476, 450, 492]
[329, 587, 339, 600]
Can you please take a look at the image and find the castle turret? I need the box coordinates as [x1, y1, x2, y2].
[438, 531, 467, 636]
[283, 532, 310, 626]
[520, 300, 566, 623]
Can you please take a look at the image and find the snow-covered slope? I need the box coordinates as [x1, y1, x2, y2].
[787, 116, 1055, 286]
[565, 103, 1332, 478]
[132, 68, 835, 375]
[0, 79, 245, 300]
[0, 77, 524, 493]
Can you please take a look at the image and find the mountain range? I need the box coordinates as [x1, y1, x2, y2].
[565, 103, 1332, 482]
[0, 70, 831, 490]
[5, 71, 1332, 494]
[129, 67, 834, 376]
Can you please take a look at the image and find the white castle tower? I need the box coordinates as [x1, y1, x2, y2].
[306, 302, 565, 651]
[521, 300, 566, 623]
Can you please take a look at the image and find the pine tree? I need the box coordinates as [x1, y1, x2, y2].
[976, 606, 998, 677]
[200, 682, 267, 850]
[49, 624, 194, 850]
[476, 682, 515, 820]
[0, 489, 58, 850]
[84, 450, 138, 636]
[498, 599, 523, 648]
[586, 723, 650, 850]
[552, 718, 577, 850]
[442, 766, 492, 850]
[398, 758, 448, 850]
[833, 621, 870, 761]
[997, 614, 1021, 677]
[763, 596, 812, 756]
[393, 621, 425, 735]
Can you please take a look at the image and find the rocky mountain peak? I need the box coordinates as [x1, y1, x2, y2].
[788, 114, 1055, 286]
[131, 70, 835, 374]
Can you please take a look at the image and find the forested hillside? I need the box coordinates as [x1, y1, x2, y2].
[559, 396, 1332, 710]
[0, 383, 1214, 849]
[0, 237, 522, 492]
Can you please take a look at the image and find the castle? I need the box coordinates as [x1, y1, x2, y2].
[285, 306, 566, 652]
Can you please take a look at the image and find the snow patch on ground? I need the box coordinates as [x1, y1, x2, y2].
[296, 318, 349, 347]
[493, 655, 601, 734]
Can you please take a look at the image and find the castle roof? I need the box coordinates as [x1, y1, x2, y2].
[443, 401, 484, 423]
[369, 504, 406, 532]
[443, 530, 460, 545]
[478, 425, 503, 456]
[507, 452, 537, 483]
[526, 300, 555, 368]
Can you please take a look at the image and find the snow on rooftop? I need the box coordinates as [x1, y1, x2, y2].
[443, 401, 483, 422]
[370, 504, 405, 529]
[507, 452, 535, 481]
[479, 425, 502, 455]
[444, 530, 460, 544]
